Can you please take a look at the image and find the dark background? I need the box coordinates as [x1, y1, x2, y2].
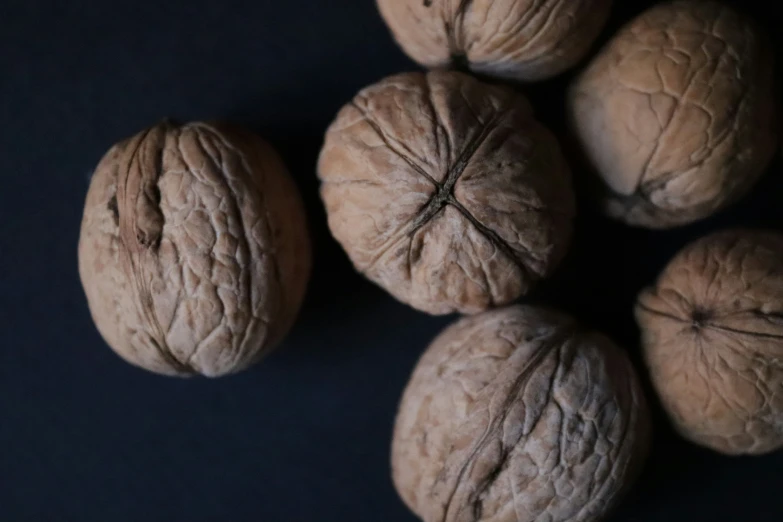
[1, 0, 782, 520]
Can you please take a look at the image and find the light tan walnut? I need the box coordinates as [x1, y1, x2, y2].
[377, 0, 612, 82]
[637, 229, 783, 455]
[78, 121, 311, 377]
[392, 305, 650, 522]
[568, 0, 777, 228]
[318, 71, 574, 315]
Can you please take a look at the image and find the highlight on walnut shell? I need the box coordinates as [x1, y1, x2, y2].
[377, 0, 612, 82]
[78, 121, 311, 377]
[318, 71, 575, 315]
[391, 305, 650, 522]
[567, 0, 777, 228]
[636, 229, 783, 455]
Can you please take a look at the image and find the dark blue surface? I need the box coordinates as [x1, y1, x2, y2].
[1, 1, 783, 520]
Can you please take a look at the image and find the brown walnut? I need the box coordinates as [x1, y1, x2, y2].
[392, 305, 650, 522]
[78, 121, 311, 377]
[377, 0, 612, 82]
[637, 229, 783, 455]
[568, 0, 777, 228]
[318, 71, 574, 315]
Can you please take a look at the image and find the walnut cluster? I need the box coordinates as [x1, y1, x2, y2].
[78, 121, 311, 377]
[377, 0, 612, 82]
[318, 71, 574, 315]
[568, 0, 777, 228]
[74, 2, 782, 520]
[392, 305, 650, 522]
[637, 229, 783, 455]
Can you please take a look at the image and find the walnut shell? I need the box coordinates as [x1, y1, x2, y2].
[636, 229, 783, 455]
[377, 0, 612, 82]
[392, 305, 650, 522]
[568, 0, 777, 228]
[318, 71, 574, 315]
[78, 121, 311, 377]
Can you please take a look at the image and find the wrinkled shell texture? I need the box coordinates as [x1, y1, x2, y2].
[78, 122, 311, 377]
[392, 306, 649, 522]
[636, 230, 783, 455]
[377, 0, 612, 81]
[318, 71, 574, 315]
[568, 0, 777, 228]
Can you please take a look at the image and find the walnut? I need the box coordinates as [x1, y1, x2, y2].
[78, 121, 311, 377]
[391, 305, 650, 522]
[567, 0, 777, 228]
[636, 229, 783, 455]
[317, 71, 574, 315]
[376, 0, 612, 82]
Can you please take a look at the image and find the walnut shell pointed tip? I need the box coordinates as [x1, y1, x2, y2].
[78, 121, 311, 377]
[568, 0, 778, 228]
[318, 71, 575, 315]
[377, 0, 613, 82]
[637, 229, 783, 455]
